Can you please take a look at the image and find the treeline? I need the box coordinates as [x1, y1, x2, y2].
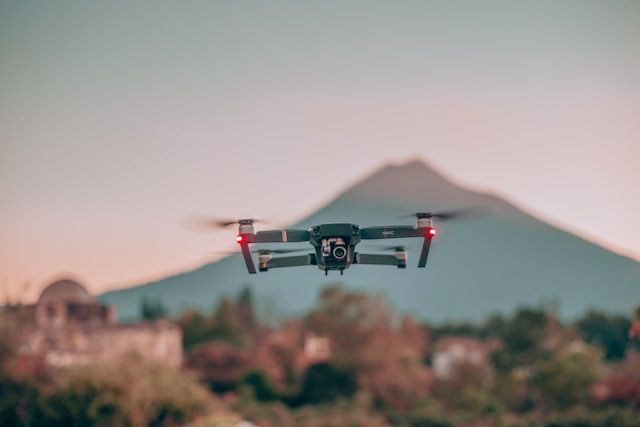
[427, 308, 639, 361]
[141, 287, 640, 426]
[1, 286, 639, 426]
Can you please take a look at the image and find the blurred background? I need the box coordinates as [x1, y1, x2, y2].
[1, 1, 639, 426]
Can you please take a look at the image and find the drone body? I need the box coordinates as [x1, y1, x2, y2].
[234, 215, 438, 275]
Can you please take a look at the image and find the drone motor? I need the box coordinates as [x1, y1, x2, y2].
[416, 216, 433, 229]
[258, 251, 272, 271]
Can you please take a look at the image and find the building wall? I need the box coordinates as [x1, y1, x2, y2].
[19, 318, 183, 368]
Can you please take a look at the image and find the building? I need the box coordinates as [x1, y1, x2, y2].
[432, 336, 498, 382]
[14, 278, 182, 368]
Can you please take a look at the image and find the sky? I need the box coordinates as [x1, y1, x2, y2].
[1, 0, 639, 301]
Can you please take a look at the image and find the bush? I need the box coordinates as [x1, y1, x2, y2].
[38, 382, 127, 427]
[576, 310, 636, 360]
[0, 377, 42, 427]
[543, 406, 640, 427]
[534, 342, 603, 410]
[41, 355, 217, 427]
[292, 363, 357, 406]
[241, 370, 279, 402]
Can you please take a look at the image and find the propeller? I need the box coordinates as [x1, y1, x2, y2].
[408, 206, 490, 221]
[180, 215, 266, 232]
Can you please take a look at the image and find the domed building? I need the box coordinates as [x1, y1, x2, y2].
[16, 278, 182, 368]
[39, 279, 94, 304]
[34, 279, 116, 328]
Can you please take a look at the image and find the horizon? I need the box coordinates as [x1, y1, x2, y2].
[2, 1, 639, 300]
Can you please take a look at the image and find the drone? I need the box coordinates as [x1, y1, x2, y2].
[184, 209, 480, 275]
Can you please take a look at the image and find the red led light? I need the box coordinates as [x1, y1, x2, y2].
[428, 227, 437, 236]
[236, 235, 244, 243]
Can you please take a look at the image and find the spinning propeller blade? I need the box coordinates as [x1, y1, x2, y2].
[180, 215, 265, 232]
[409, 206, 490, 221]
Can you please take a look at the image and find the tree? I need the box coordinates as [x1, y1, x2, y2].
[241, 370, 278, 402]
[237, 286, 256, 333]
[304, 285, 393, 365]
[140, 297, 167, 321]
[186, 342, 253, 393]
[534, 342, 603, 410]
[503, 308, 547, 355]
[493, 307, 548, 370]
[303, 287, 432, 409]
[293, 362, 357, 406]
[576, 310, 635, 360]
[212, 297, 244, 345]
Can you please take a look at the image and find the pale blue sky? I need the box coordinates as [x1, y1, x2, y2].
[1, 1, 639, 298]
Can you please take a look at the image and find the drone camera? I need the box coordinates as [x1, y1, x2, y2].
[321, 237, 348, 260]
[332, 246, 347, 260]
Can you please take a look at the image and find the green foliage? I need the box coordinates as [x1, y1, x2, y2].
[388, 398, 453, 427]
[140, 296, 168, 321]
[236, 395, 392, 427]
[179, 299, 243, 350]
[38, 380, 127, 427]
[534, 343, 603, 410]
[6, 289, 640, 426]
[576, 310, 635, 360]
[179, 288, 256, 350]
[20, 355, 216, 427]
[492, 370, 535, 414]
[292, 363, 357, 406]
[427, 314, 508, 342]
[211, 298, 244, 344]
[241, 370, 278, 402]
[0, 308, 27, 373]
[542, 406, 640, 427]
[0, 377, 42, 427]
[179, 310, 217, 350]
[237, 286, 256, 331]
[492, 307, 548, 371]
[503, 308, 548, 355]
[140, 297, 168, 320]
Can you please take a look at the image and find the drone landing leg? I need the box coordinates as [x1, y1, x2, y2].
[417, 235, 433, 268]
[239, 241, 257, 274]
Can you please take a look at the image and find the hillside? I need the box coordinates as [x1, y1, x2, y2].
[99, 160, 640, 323]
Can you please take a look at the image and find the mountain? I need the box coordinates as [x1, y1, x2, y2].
[99, 160, 640, 323]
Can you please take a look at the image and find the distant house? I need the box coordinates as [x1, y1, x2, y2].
[303, 332, 331, 363]
[432, 336, 497, 382]
[14, 278, 182, 368]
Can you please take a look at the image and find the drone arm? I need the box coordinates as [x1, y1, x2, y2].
[360, 226, 422, 240]
[354, 253, 405, 268]
[252, 229, 311, 243]
[267, 254, 317, 269]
